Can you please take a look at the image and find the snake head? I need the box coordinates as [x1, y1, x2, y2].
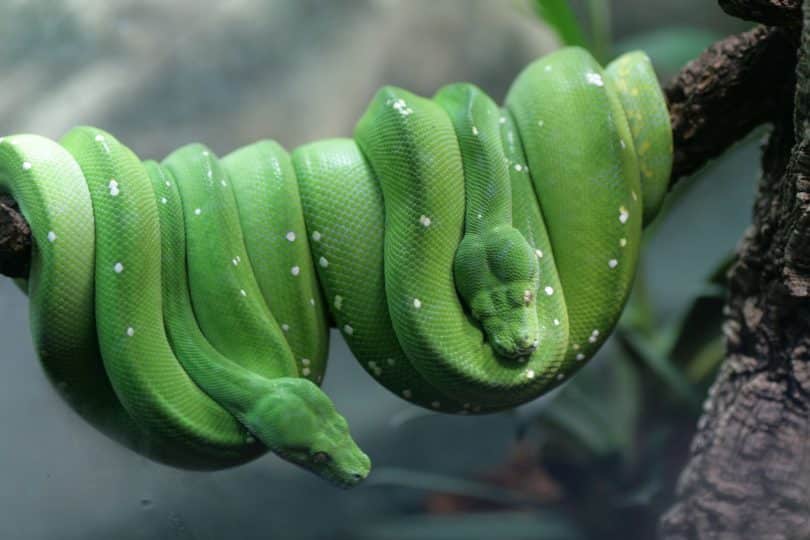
[454, 226, 541, 359]
[242, 378, 371, 488]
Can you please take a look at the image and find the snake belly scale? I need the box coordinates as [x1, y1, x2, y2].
[0, 47, 671, 486]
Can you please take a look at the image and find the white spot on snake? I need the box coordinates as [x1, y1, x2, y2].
[477, 213, 482, 219]
[286, 231, 296, 242]
[586, 72, 604, 87]
[413, 298, 422, 309]
[232, 258, 239, 266]
[309, 298, 315, 306]
[291, 266, 300, 276]
[499, 116, 506, 124]
[194, 208, 202, 216]
[47, 231, 57, 243]
[319, 256, 329, 268]
[557, 373, 565, 380]
[573, 343, 580, 350]
[620, 238, 627, 247]
[514, 163, 523, 172]
[632, 191, 638, 201]
[126, 327, 135, 337]
[94, 135, 104, 142]
[402, 389, 412, 399]
[165, 181, 171, 187]
[301, 358, 310, 366]
[537, 120, 544, 128]
[161, 197, 167, 205]
[202, 151, 209, 156]
[608, 259, 618, 268]
[390, 98, 413, 116]
[588, 335, 597, 343]
[221, 180, 227, 187]
[386, 358, 395, 366]
[113, 262, 124, 274]
[343, 324, 354, 336]
[535, 249, 543, 258]
[472, 126, 479, 136]
[302, 367, 311, 376]
[576, 353, 585, 361]
[526, 369, 536, 379]
[311, 231, 322, 242]
[544, 65, 552, 72]
[22, 162, 32, 171]
[619, 206, 629, 224]
[108, 179, 119, 197]
[240, 289, 247, 297]
[419, 215, 431, 227]
[620, 139, 627, 149]
[0, 138, 5, 144]
[553, 318, 560, 326]
[544, 286, 554, 296]
[592, 329, 600, 337]
[523, 289, 533, 305]
[334, 295, 343, 310]
[281, 323, 290, 332]
[431, 401, 440, 408]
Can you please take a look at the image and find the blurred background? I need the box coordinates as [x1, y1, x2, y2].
[0, 1, 758, 538]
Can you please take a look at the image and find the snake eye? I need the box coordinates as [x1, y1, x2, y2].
[312, 452, 331, 464]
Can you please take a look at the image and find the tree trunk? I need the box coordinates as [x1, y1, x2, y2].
[660, 1, 810, 539]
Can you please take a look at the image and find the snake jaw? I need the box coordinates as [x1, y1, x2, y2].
[239, 378, 371, 488]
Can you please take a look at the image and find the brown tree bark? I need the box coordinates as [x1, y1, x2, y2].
[660, 1, 810, 539]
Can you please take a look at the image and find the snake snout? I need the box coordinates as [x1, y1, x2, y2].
[491, 331, 538, 360]
[515, 333, 539, 356]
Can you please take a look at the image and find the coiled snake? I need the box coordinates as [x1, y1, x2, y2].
[0, 47, 671, 487]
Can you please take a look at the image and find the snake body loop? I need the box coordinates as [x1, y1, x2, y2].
[0, 47, 671, 485]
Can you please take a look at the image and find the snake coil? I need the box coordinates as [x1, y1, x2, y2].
[0, 47, 671, 486]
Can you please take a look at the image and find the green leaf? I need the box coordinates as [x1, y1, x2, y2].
[531, 0, 588, 49]
[585, 0, 612, 64]
[666, 289, 726, 383]
[352, 511, 586, 540]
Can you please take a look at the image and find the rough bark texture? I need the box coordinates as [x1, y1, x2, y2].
[666, 25, 797, 184]
[0, 195, 30, 278]
[720, 0, 802, 27]
[660, 1, 810, 539]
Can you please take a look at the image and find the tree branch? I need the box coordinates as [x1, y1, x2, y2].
[659, 0, 810, 537]
[665, 25, 797, 185]
[719, 0, 802, 27]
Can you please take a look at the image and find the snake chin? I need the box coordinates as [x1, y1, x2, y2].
[240, 378, 371, 488]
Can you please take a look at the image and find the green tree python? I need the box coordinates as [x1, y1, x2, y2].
[0, 47, 671, 487]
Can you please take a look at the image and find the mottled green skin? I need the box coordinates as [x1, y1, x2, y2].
[0, 47, 669, 482]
